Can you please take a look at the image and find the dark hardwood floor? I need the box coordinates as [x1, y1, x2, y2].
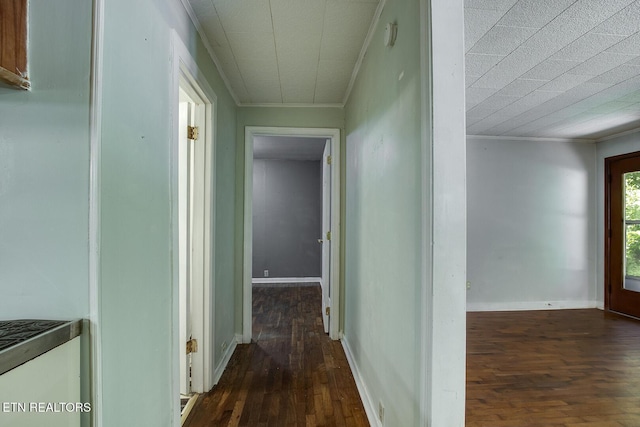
[183, 284, 369, 427]
[467, 309, 640, 427]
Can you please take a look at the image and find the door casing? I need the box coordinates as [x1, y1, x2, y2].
[243, 127, 342, 341]
[604, 150, 640, 316]
[170, 31, 217, 423]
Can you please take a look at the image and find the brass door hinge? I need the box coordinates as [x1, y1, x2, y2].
[327, 155, 332, 165]
[326, 231, 331, 241]
[326, 306, 330, 316]
[187, 126, 199, 140]
[186, 338, 198, 354]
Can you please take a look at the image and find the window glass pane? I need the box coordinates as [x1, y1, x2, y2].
[626, 224, 640, 277]
[624, 171, 640, 220]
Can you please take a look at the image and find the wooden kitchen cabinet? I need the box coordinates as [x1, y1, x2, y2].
[0, 0, 29, 89]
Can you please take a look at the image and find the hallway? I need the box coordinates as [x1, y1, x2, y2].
[184, 284, 368, 426]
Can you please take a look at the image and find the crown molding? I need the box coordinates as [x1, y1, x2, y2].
[238, 102, 344, 109]
[178, 0, 241, 106]
[595, 125, 640, 143]
[342, 0, 387, 107]
[466, 134, 596, 143]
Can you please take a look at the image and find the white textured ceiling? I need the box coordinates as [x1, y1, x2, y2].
[465, 0, 640, 140]
[186, 0, 379, 105]
[254, 136, 327, 160]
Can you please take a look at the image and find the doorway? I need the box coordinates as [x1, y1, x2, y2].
[173, 66, 215, 424]
[605, 151, 640, 318]
[243, 127, 341, 342]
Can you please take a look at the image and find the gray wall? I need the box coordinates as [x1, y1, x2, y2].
[252, 159, 322, 278]
[467, 136, 597, 311]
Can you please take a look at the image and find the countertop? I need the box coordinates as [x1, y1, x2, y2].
[0, 319, 82, 375]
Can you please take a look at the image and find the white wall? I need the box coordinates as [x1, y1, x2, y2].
[467, 136, 597, 311]
[596, 130, 640, 307]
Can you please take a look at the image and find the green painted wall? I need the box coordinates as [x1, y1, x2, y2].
[0, 0, 91, 321]
[234, 107, 345, 333]
[98, 1, 237, 425]
[343, 0, 424, 425]
[0, 2, 93, 426]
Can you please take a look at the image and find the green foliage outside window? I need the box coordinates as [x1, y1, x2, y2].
[625, 172, 640, 277]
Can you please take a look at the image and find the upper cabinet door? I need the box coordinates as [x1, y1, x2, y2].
[0, 0, 29, 89]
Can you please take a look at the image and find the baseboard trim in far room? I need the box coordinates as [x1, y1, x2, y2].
[252, 277, 321, 284]
[466, 300, 597, 312]
[341, 337, 382, 427]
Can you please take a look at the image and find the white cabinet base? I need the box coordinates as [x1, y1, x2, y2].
[0, 337, 81, 427]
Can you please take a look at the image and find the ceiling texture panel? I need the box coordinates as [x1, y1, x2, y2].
[183, 0, 640, 139]
[465, 0, 640, 139]
[186, 0, 380, 105]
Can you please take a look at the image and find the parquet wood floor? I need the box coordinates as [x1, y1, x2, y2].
[467, 309, 640, 427]
[183, 284, 369, 427]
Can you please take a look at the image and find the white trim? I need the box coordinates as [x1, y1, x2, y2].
[341, 338, 381, 427]
[243, 126, 342, 342]
[234, 334, 244, 345]
[419, 0, 431, 425]
[252, 277, 322, 284]
[213, 337, 238, 385]
[467, 300, 597, 312]
[238, 103, 343, 108]
[171, 30, 218, 421]
[595, 125, 640, 143]
[177, 0, 241, 106]
[467, 134, 595, 144]
[342, 0, 387, 106]
[428, 0, 467, 426]
[89, 0, 104, 426]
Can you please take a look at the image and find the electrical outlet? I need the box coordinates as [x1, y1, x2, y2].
[466, 281, 471, 290]
[264, 269, 269, 277]
[221, 341, 227, 352]
[378, 401, 385, 424]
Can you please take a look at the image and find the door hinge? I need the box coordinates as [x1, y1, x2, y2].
[186, 338, 198, 354]
[326, 306, 330, 316]
[326, 231, 331, 241]
[187, 126, 199, 140]
[327, 155, 332, 165]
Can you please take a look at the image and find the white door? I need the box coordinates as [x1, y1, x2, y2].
[321, 140, 331, 334]
[178, 93, 195, 395]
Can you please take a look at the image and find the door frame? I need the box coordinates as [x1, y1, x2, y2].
[243, 126, 341, 341]
[604, 150, 640, 312]
[170, 31, 217, 421]
[321, 141, 331, 334]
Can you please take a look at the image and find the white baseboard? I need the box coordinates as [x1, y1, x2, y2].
[234, 333, 244, 344]
[213, 336, 238, 385]
[252, 277, 321, 284]
[466, 300, 597, 312]
[341, 337, 381, 427]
